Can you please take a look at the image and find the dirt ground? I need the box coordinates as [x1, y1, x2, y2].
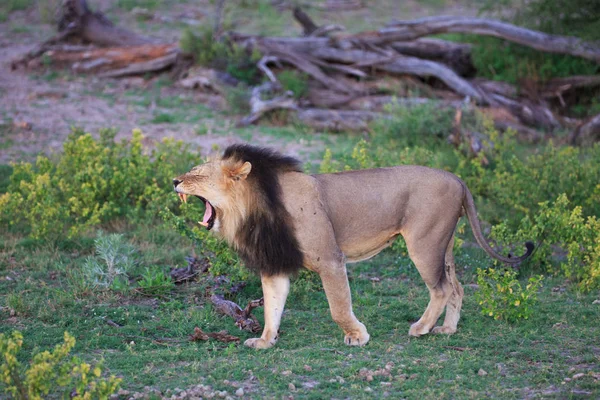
[0, 0, 476, 164]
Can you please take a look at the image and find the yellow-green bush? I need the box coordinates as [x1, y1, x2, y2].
[491, 194, 600, 292]
[475, 268, 544, 322]
[0, 128, 197, 239]
[1, 331, 120, 399]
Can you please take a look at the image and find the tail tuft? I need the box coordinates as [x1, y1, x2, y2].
[524, 241, 535, 258]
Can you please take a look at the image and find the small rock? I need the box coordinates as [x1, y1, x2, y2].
[478, 369, 488, 376]
[593, 299, 600, 304]
[366, 375, 374, 382]
[564, 378, 572, 382]
[572, 373, 585, 380]
[364, 387, 373, 392]
[380, 382, 391, 386]
[282, 370, 292, 376]
[235, 388, 244, 397]
[303, 365, 312, 371]
[288, 383, 296, 391]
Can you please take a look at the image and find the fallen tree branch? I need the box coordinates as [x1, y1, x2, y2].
[210, 294, 264, 333]
[238, 82, 298, 127]
[383, 16, 600, 63]
[390, 38, 475, 77]
[293, 6, 319, 36]
[568, 113, 600, 145]
[59, 0, 159, 47]
[308, 46, 487, 102]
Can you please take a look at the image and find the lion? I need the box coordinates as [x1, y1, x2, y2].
[173, 144, 533, 349]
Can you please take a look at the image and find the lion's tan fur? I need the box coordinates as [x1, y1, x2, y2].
[174, 146, 532, 349]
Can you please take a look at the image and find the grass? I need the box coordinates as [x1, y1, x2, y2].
[0, 0, 33, 22]
[1, 223, 599, 397]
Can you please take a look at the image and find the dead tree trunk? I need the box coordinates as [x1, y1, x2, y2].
[383, 16, 600, 63]
[59, 0, 158, 46]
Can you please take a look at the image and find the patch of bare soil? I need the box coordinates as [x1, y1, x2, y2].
[0, 0, 477, 164]
[0, 7, 322, 164]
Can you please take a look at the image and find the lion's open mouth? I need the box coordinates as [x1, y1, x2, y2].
[177, 193, 216, 230]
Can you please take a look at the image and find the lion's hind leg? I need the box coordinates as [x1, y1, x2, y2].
[432, 235, 464, 335]
[404, 233, 454, 337]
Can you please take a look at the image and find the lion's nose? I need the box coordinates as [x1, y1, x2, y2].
[172, 178, 182, 187]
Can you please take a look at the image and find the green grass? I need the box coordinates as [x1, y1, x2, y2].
[1, 225, 599, 397]
[0, 0, 34, 22]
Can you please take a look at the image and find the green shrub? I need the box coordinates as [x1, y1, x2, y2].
[491, 194, 600, 292]
[278, 70, 309, 99]
[481, 141, 600, 228]
[475, 268, 543, 322]
[137, 267, 174, 297]
[0, 128, 197, 239]
[180, 27, 262, 85]
[467, 36, 599, 84]
[82, 232, 136, 289]
[0, 331, 120, 399]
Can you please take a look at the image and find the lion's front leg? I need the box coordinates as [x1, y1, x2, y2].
[319, 264, 370, 346]
[244, 274, 290, 350]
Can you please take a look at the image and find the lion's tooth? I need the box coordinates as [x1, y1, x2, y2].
[178, 193, 187, 203]
[199, 221, 208, 227]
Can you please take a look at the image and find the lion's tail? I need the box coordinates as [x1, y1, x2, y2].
[462, 183, 534, 264]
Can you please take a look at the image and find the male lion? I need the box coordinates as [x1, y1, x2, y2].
[173, 144, 533, 349]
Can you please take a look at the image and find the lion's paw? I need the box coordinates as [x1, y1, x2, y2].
[244, 337, 274, 349]
[344, 324, 370, 346]
[431, 326, 456, 335]
[408, 322, 431, 337]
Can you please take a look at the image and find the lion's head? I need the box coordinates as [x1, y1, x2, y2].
[173, 156, 252, 232]
[173, 144, 304, 276]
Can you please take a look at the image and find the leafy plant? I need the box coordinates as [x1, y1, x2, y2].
[180, 27, 262, 85]
[0, 331, 121, 399]
[137, 267, 174, 297]
[278, 70, 309, 99]
[475, 268, 544, 322]
[491, 194, 600, 292]
[0, 128, 197, 239]
[82, 232, 136, 289]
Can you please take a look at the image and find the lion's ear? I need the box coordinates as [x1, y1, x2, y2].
[226, 161, 252, 181]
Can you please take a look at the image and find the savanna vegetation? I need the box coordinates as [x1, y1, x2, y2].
[1, 0, 599, 398]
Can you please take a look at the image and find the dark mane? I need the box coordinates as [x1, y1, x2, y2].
[222, 144, 304, 276]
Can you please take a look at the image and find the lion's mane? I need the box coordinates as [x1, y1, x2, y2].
[223, 144, 304, 276]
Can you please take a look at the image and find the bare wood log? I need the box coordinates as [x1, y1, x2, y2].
[237, 82, 298, 127]
[293, 6, 319, 36]
[489, 93, 561, 131]
[540, 75, 600, 99]
[98, 54, 177, 77]
[390, 38, 475, 77]
[259, 40, 353, 93]
[297, 108, 388, 132]
[568, 113, 600, 146]
[381, 16, 600, 63]
[59, 0, 158, 47]
[210, 294, 264, 333]
[472, 79, 517, 98]
[32, 43, 179, 75]
[213, 0, 227, 39]
[308, 46, 487, 102]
